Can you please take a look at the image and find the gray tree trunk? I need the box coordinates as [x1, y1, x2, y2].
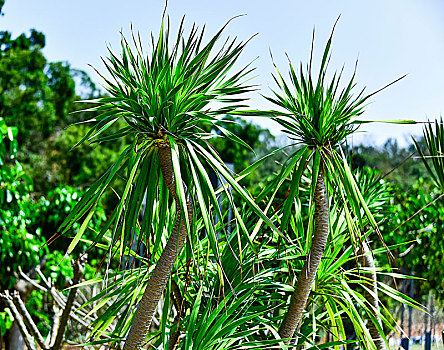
[279, 167, 329, 344]
[123, 144, 193, 349]
[359, 240, 386, 350]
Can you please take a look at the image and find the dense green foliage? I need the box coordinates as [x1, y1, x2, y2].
[0, 118, 107, 289]
[352, 139, 428, 189]
[0, 116, 108, 340]
[0, 118, 41, 290]
[388, 179, 444, 299]
[0, 29, 57, 145]
[351, 134, 444, 300]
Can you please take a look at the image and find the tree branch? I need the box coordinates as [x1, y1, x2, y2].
[51, 255, 86, 350]
[11, 291, 47, 349]
[18, 268, 48, 293]
[0, 291, 37, 350]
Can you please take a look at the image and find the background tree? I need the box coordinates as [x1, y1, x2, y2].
[410, 118, 444, 299]
[210, 115, 275, 172]
[0, 115, 108, 348]
[386, 178, 444, 299]
[0, 29, 53, 145]
[0, 28, 129, 195]
[351, 138, 427, 189]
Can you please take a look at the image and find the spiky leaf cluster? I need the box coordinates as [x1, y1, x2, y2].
[57, 16, 279, 274]
[77, 16, 255, 147]
[414, 118, 444, 190]
[266, 23, 369, 148]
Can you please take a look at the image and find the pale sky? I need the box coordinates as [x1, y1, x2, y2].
[2, 0, 444, 146]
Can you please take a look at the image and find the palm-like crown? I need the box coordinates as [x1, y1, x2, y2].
[59, 16, 274, 265]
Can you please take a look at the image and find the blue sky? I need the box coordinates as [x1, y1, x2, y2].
[2, 0, 444, 146]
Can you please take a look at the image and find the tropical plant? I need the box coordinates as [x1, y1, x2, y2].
[354, 167, 392, 350]
[260, 163, 419, 350]
[57, 14, 279, 349]
[70, 199, 287, 349]
[407, 118, 444, 299]
[251, 21, 403, 343]
[414, 118, 444, 191]
[70, 156, 425, 350]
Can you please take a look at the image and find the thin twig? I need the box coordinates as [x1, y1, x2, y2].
[49, 305, 62, 348]
[18, 268, 48, 292]
[35, 266, 51, 289]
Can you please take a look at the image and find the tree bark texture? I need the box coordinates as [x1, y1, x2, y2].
[359, 241, 386, 350]
[279, 167, 329, 344]
[124, 143, 193, 350]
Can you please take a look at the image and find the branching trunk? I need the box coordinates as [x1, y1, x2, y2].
[5, 256, 47, 350]
[124, 143, 193, 350]
[359, 241, 386, 350]
[279, 167, 329, 344]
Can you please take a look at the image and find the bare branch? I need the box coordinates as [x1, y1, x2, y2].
[18, 268, 48, 292]
[52, 255, 86, 350]
[35, 266, 51, 289]
[11, 291, 47, 349]
[0, 291, 37, 350]
[49, 305, 62, 348]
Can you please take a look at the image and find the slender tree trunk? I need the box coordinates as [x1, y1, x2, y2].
[124, 143, 193, 350]
[279, 167, 329, 344]
[359, 241, 386, 350]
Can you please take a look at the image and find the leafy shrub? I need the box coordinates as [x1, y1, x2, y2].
[0, 307, 13, 336]
[30, 185, 107, 256]
[0, 118, 46, 289]
[0, 118, 109, 339]
[387, 178, 444, 299]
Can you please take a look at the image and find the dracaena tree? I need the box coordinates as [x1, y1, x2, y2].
[257, 22, 401, 343]
[58, 16, 277, 349]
